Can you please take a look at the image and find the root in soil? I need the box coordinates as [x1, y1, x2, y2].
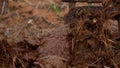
[65, 6, 120, 68]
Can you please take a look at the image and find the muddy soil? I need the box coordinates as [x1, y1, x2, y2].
[0, 0, 120, 68]
[0, 0, 71, 68]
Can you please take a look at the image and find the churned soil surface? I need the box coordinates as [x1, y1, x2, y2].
[0, 0, 71, 68]
[0, 0, 120, 68]
[34, 25, 70, 68]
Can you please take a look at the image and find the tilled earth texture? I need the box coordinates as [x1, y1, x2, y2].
[0, 0, 120, 68]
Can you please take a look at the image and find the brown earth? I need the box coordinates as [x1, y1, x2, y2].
[0, 0, 120, 68]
